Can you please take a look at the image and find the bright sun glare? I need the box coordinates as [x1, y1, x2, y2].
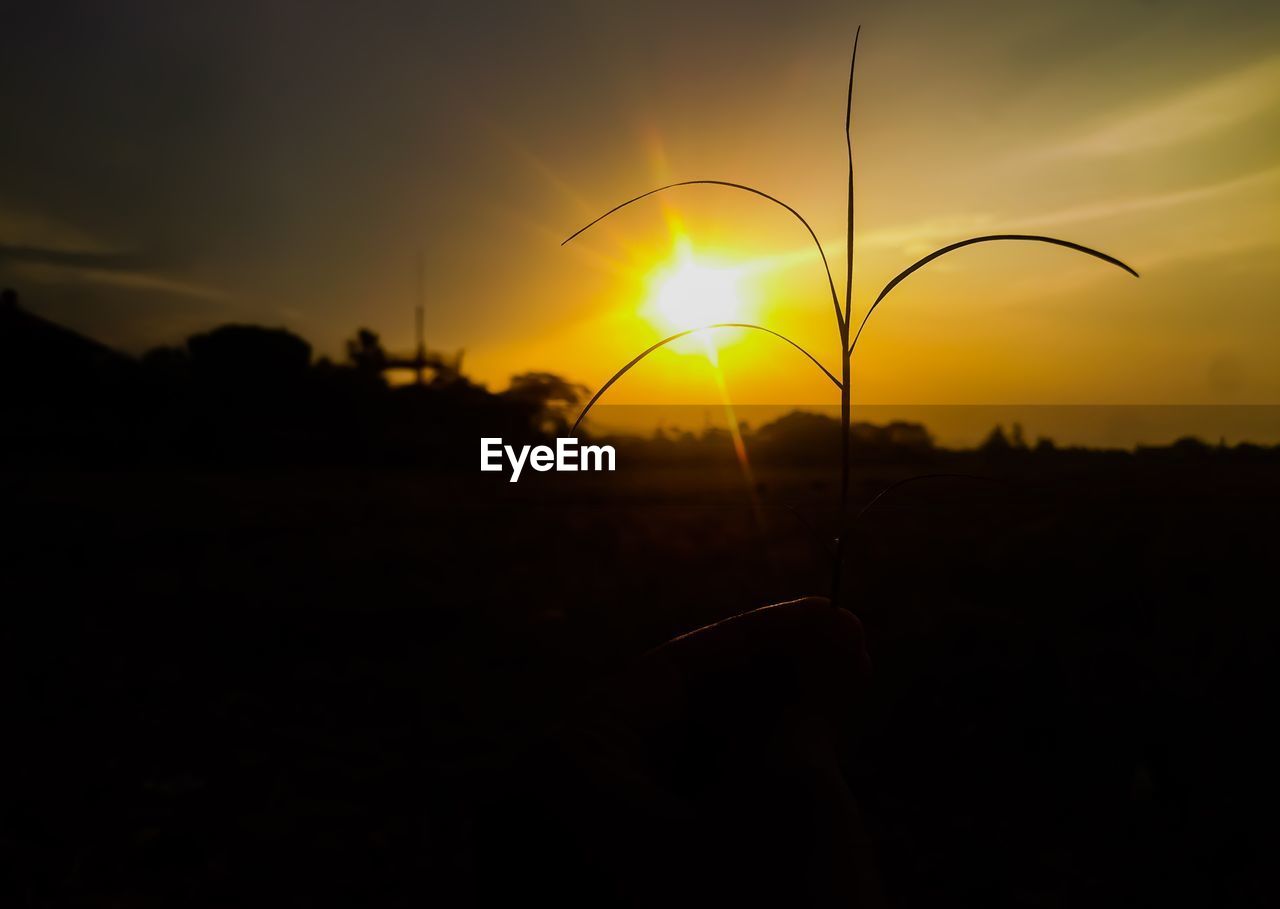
[642, 240, 754, 351]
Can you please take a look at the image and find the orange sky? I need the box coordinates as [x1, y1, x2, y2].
[2, 1, 1278, 413]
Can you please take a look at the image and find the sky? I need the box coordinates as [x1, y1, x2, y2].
[3, 0, 1278, 412]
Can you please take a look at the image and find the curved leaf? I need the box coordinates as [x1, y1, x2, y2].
[571, 322, 840, 435]
[849, 234, 1139, 354]
[563, 180, 845, 330]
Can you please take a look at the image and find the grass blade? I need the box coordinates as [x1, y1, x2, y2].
[849, 234, 1139, 354]
[843, 25, 861, 329]
[571, 322, 841, 435]
[833, 26, 862, 610]
[563, 180, 845, 331]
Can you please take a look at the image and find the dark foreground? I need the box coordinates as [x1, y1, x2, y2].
[7, 451, 1278, 906]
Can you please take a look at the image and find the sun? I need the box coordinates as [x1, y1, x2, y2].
[650, 259, 742, 329]
[641, 240, 754, 346]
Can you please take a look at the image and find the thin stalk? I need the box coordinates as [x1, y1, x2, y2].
[834, 328, 851, 605]
[832, 26, 861, 609]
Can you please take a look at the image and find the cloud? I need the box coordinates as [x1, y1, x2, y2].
[1049, 54, 1280, 158]
[0, 244, 153, 271]
[0, 208, 114, 255]
[0, 208, 228, 304]
[1008, 165, 1280, 230]
[58, 268, 230, 303]
[5, 256, 230, 304]
[859, 165, 1280, 255]
[858, 215, 996, 253]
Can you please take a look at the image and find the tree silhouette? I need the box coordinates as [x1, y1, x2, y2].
[346, 328, 388, 379]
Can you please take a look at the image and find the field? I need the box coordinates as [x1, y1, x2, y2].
[8, 450, 1278, 906]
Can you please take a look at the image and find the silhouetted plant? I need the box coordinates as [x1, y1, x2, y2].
[562, 28, 1138, 606]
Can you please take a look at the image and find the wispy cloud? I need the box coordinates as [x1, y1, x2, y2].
[8, 258, 230, 303]
[859, 165, 1280, 255]
[66, 268, 231, 303]
[1049, 54, 1280, 158]
[1008, 165, 1280, 230]
[0, 207, 229, 304]
[0, 208, 114, 255]
[0, 244, 153, 271]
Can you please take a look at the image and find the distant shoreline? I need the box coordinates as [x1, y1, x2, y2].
[582, 404, 1280, 450]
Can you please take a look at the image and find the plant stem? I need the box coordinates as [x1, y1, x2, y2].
[833, 326, 851, 607]
[833, 27, 860, 610]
